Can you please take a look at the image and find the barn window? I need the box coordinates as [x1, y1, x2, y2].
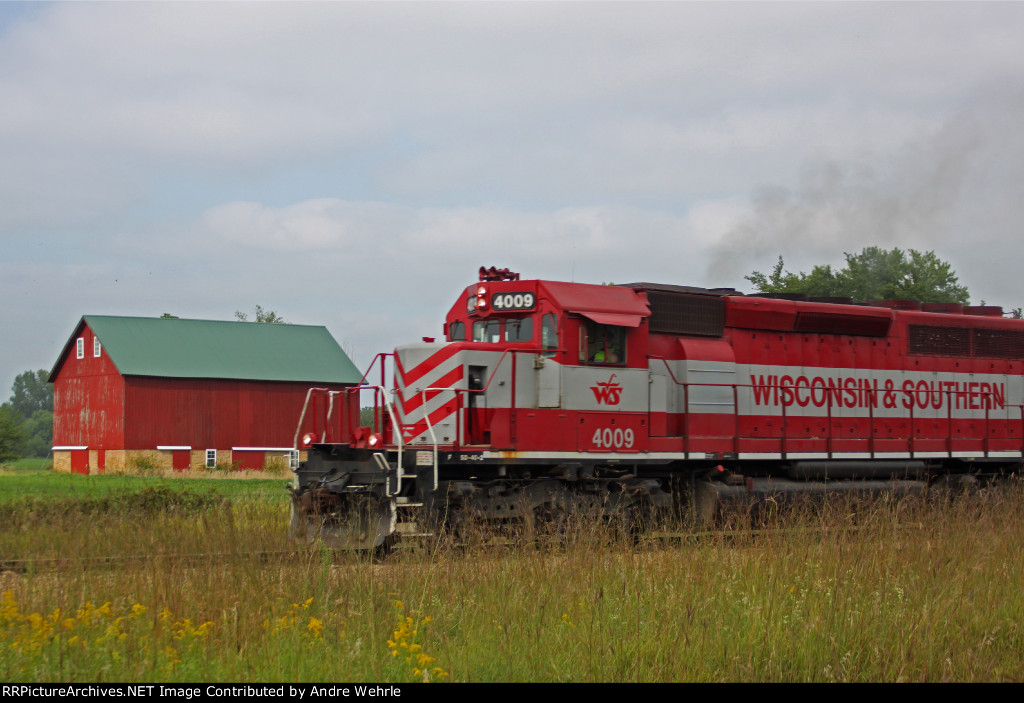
[288, 450, 300, 469]
[76, 338, 85, 359]
[205, 449, 217, 469]
[93, 338, 102, 358]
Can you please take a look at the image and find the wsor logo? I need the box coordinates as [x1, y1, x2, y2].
[591, 375, 623, 405]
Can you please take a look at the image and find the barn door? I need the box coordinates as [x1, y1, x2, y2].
[70, 449, 89, 475]
[172, 450, 190, 471]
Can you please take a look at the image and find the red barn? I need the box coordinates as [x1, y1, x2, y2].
[49, 315, 362, 474]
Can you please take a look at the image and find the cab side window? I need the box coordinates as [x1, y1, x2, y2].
[448, 320, 466, 341]
[542, 314, 558, 357]
[581, 322, 626, 364]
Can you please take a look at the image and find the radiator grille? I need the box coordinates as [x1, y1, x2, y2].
[909, 324, 1024, 359]
[646, 291, 724, 337]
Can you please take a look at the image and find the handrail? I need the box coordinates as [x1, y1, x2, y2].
[442, 347, 547, 447]
[648, 356, 1018, 460]
[357, 352, 394, 387]
[293, 351, 407, 495]
[380, 347, 543, 489]
[324, 390, 342, 442]
[474, 347, 546, 395]
[302, 352, 1023, 468]
[419, 386, 460, 490]
[364, 384, 404, 495]
[294, 386, 329, 450]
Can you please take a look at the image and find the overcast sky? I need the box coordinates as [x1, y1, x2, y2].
[3, 1, 1024, 395]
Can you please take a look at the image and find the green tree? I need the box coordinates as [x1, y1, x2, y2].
[17, 409, 53, 458]
[5, 370, 54, 460]
[9, 369, 52, 418]
[0, 405, 24, 463]
[235, 305, 286, 323]
[746, 247, 970, 304]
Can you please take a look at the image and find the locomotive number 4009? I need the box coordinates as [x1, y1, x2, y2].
[591, 427, 635, 450]
[580, 415, 646, 453]
[491, 292, 536, 311]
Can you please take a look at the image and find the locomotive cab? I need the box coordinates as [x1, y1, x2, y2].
[426, 269, 655, 453]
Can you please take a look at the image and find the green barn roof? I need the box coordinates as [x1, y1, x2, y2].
[51, 315, 362, 384]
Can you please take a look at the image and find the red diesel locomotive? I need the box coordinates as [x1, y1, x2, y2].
[290, 267, 1024, 547]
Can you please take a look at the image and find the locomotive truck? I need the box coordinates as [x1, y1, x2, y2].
[290, 267, 1024, 548]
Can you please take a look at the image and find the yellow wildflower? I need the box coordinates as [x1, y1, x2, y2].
[306, 617, 324, 640]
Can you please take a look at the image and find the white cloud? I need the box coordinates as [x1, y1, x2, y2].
[3, 2, 1023, 222]
[184, 198, 719, 275]
[4, 2, 1024, 392]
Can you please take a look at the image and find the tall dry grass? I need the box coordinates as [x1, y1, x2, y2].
[1, 483, 1021, 682]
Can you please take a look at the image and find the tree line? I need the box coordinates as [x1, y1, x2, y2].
[745, 246, 1020, 316]
[745, 247, 970, 303]
[0, 370, 53, 463]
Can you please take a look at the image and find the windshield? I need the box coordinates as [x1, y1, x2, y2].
[472, 317, 534, 343]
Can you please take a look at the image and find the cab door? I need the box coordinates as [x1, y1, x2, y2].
[537, 313, 561, 408]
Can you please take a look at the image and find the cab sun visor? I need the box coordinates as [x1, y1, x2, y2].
[577, 311, 645, 327]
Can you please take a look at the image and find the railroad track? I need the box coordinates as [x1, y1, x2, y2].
[0, 548, 315, 574]
[0, 518, 938, 574]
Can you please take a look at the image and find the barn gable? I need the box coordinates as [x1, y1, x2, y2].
[50, 316, 361, 384]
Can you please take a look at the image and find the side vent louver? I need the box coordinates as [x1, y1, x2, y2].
[974, 328, 1024, 358]
[909, 325, 1024, 359]
[646, 291, 724, 337]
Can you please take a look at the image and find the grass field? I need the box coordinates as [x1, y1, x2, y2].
[4, 457, 53, 471]
[0, 467, 287, 503]
[1, 469, 1021, 682]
